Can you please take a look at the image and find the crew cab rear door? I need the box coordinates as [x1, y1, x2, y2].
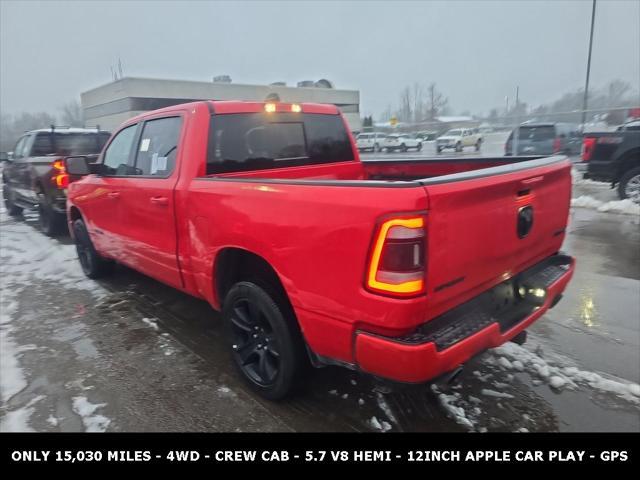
[420, 157, 571, 315]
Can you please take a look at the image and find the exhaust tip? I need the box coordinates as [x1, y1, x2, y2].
[510, 330, 528, 346]
[445, 366, 464, 385]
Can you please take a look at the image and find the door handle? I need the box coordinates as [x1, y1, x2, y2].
[150, 196, 168, 206]
[107, 191, 120, 199]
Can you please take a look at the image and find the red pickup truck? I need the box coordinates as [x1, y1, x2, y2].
[65, 101, 575, 400]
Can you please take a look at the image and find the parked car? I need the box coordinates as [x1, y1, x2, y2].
[416, 131, 439, 141]
[582, 120, 640, 202]
[65, 100, 575, 400]
[2, 127, 111, 235]
[436, 128, 482, 153]
[505, 123, 581, 156]
[383, 133, 422, 152]
[356, 132, 386, 152]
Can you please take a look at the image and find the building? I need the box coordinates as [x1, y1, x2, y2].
[81, 76, 361, 132]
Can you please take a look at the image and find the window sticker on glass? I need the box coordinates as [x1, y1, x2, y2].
[140, 138, 151, 152]
[150, 153, 168, 174]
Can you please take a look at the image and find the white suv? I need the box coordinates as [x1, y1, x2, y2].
[436, 128, 482, 153]
[356, 132, 386, 152]
[382, 134, 422, 152]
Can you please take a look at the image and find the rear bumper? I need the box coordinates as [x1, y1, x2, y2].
[354, 254, 575, 383]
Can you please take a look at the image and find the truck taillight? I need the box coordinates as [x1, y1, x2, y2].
[581, 137, 596, 162]
[553, 137, 562, 153]
[51, 158, 69, 189]
[366, 217, 425, 297]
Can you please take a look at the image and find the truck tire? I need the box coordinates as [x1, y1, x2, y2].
[475, 139, 482, 151]
[72, 219, 114, 279]
[37, 193, 66, 237]
[437, 146, 443, 154]
[401, 144, 408, 152]
[455, 142, 462, 152]
[618, 166, 640, 203]
[223, 281, 305, 400]
[417, 143, 422, 151]
[3, 184, 23, 216]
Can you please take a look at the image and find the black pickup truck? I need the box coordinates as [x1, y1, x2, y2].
[582, 120, 640, 202]
[2, 127, 110, 235]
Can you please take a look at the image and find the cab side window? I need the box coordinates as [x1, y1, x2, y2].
[13, 136, 28, 159]
[102, 124, 138, 175]
[133, 116, 182, 177]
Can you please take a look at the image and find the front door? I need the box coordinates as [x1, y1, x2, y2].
[114, 115, 183, 289]
[78, 123, 140, 259]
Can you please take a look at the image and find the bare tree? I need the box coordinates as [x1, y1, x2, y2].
[398, 86, 413, 123]
[412, 83, 424, 123]
[0, 111, 57, 151]
[426, 83, 448, 121]
[59, 100, 84, 126]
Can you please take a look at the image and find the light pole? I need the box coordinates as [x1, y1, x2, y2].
[581, 0, 597, 132]
[513, 86, 520, 155]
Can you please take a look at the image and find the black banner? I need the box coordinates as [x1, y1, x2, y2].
[1, 433, 636, 467]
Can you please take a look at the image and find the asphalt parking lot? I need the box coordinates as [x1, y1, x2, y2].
[1, 145, 639, 432]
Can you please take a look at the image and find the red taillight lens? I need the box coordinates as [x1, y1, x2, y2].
[51, 158, 68, 189]
[582, 137, 596, 162]
[553, 137, 562, 153]
[367, 217, 425, 297]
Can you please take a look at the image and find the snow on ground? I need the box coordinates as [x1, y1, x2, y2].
[431, 385, 476, 430]
[368, 415, 392, 432]
[0, 299, 26, 404]
[375, 392, 399, 427]
[71, 396, 111, 432]
[0, 198, 111, 431]
[571, 196, 640, 215]
[492, 341, 640, 404]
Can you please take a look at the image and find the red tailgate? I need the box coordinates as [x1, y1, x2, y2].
[420, 157, 572, 321]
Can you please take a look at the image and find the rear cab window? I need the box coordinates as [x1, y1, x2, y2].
[206, 113, 354, 174]
[31, 132, 110, 156]
[515, 126, 556, 141]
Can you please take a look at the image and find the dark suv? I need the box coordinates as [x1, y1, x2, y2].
[505, 123, 582, 156]
[2, 127, 110, 235]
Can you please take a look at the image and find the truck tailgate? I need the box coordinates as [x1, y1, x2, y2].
[420, 156, 572, 320]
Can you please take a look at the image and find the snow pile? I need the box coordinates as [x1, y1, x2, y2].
[368, 416, 392, 432]
[480, 389, 514, 399]
[571, 195, 640, 215]
[72, 396, 111, 432]
[431, 385, 475, 431]
[0, 395, 44, 432]
[492, 342, 640, 404]
[141, 317, 159, 330]
[376, 392, 399, 427]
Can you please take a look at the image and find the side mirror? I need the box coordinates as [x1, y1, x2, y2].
[65, 156, 91, 176]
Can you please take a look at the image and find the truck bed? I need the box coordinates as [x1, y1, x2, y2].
[209, 155, 561, 185]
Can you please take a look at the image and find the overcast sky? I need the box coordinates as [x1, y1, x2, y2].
[1, 0, 639, 118]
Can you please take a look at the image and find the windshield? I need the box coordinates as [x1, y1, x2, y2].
[445, 129, 461, 136]
[207, 112, 354, 174]
[514, 126, 555, 141]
